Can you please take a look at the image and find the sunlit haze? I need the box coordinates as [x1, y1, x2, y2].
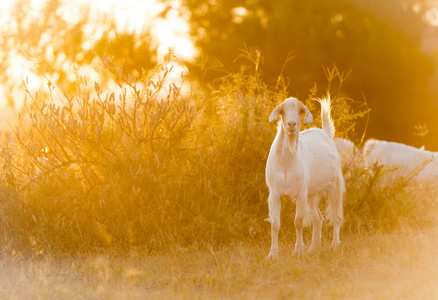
[2, 1, 438, 298]
[0, 0, 196, 110]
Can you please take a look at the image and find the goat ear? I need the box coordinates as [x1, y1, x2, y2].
[301, 103, 313, 124]
[269, 106, 281, 122]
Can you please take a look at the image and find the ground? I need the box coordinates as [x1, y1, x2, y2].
[1, 224, 437, 299]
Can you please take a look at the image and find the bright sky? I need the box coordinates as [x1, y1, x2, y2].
[78, 0, 197, 61]
[0, 0, 196, 109]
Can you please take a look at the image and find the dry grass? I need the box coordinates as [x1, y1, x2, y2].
[0, 54, 373, 254]
[1, 224, 437, 299]
[0, 51, 437, 299]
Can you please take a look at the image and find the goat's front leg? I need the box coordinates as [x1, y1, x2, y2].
[293, 192, 309, 256]
[308, 194, 323, 253]
[267, 192, 281, 258]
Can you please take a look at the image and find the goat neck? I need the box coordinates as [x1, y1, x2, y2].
[276, 122, 299, 157]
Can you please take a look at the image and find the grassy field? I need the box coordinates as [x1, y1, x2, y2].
[1, 56, 437, 299]
[1, 224, 437, 299]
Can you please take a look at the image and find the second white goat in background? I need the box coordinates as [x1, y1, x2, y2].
[334, 138, 361, 168]
[363, 139, 438, 186]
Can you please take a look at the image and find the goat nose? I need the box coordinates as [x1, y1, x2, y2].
[288, 121, 296, 128]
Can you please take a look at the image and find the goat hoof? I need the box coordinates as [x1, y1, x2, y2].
[268, 249, 279, 259]
[293, 246, 305, 257]
[307, 246, 319, 254]
[331, 240, 342, 249]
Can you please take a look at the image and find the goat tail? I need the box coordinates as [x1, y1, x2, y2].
[317, 95, 335, 139]
[325, 171, 345, 226]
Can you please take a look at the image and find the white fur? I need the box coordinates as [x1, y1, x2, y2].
[363, 139, 438, 186]
[266, 96, 345, 258]
[334, 137, 362, 172]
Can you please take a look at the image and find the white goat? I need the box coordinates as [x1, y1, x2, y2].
[266, 96, 345, 257]
[334, 137, 363, 176]
[363, 139, 438, 186]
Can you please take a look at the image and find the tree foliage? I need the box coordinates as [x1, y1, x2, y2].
[183, 0, 437, 147]
[2, 0, 438, 147]
[1, 0, 159, 102]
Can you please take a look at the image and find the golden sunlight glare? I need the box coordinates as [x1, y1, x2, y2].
[0, 0, 196, 110]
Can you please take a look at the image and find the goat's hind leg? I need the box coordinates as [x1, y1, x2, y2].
[326, 178, 344, 248]
[267, 192, 281, 258]
[332, 224, 341, 248]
